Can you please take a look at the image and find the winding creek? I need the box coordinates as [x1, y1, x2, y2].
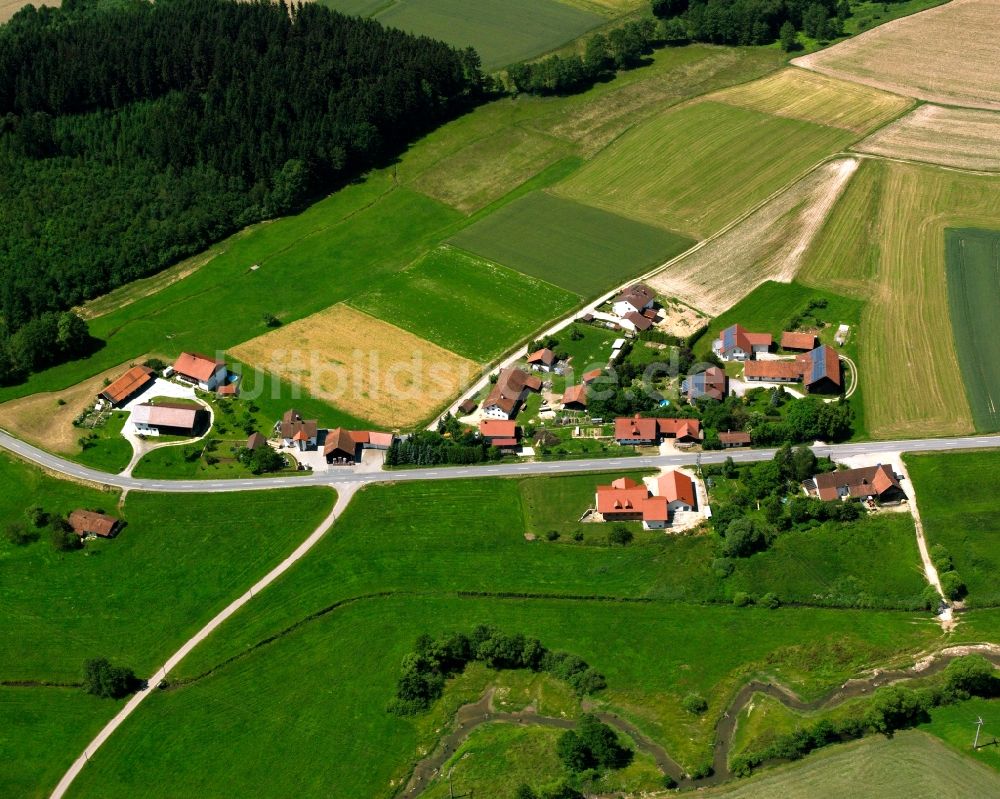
[401, 643, 1000, 796]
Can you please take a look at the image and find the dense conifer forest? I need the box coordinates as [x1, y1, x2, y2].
[0, 0, 483, 382]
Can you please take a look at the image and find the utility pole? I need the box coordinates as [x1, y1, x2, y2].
[975, 717, 985, 749]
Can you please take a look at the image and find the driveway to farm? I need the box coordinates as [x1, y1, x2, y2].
[4, 427, 1000, 493]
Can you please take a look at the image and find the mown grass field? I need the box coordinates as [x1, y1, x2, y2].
[450, 192, 694, 296]
[793, 0, 1000, 111]
[800, 160, 1000, 438]
[921, 697, 1000, 774]
[322, 0, 605, 70]
[710, 67, 913, 134]
[906, 450, 1000, 606]
[854, 104, 1000, 172]
[69, 594, 940, 799]
[349, 246, 578, 363]
[704, 730, 1000, 798]
[945, 228, 1000, 432]
[0, 453, 335, 681]
[0, 686, 116, 799]
[554, 101, 852, 238]
[231, 304, 479, 429]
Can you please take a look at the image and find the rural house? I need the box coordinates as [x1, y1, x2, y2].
[130, 403, 199, 436]
[612, 284, 655, 318]
[798, 345, 842, 394]
[620, 310, 654, 333]
[482, 367, 541, 420]
[99, 365, 155, 407]
[561, 384, 588, 410]
[657, 471, 696, 513]
[744, 360, 803, 384]
[719, 431, 752, 448]
[246, 432, 267, 450]
[614, 415, 701, 446]
[526, 348, 557, 372]
[713, 324, 772, 361]
[278, 409, 318, 450]
[781, 331, 818, 352]
[681, 366, 727, 402]
[171, 352, 228, 391]
[479, 419, 519, 450]
[323, 427, 356, 463]
[802, 464, 905, 505]
[69, 510, 122, 538]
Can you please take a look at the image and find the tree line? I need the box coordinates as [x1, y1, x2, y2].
[0, 0, 483, 383]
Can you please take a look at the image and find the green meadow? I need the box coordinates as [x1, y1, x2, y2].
[906, 450, 1000, 606]
[321, 0, 605, 70]
[450, 192, 695, 296]
[0, 687, 116, 799]
[556, 101, 852, 238]
[0, 454, 335, 681]
[945, 228, 1000, 432]
[349, 246, 578, 362]
[921, 697, 1000, 774]
[69, 594, 939, 799]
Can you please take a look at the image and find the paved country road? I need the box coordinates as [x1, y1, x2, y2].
[3, 429, 1000, 492]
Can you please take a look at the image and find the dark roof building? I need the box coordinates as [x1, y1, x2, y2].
[69, 510, 122, 538]
[802, 464, 905, 504]
[247, 432, 267, 450]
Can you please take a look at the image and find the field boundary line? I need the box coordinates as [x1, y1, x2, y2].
[49, 483, 355, 799]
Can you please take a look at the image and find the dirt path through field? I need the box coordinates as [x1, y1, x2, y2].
[646, 157, 858, 316]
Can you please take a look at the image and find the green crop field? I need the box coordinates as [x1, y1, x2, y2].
[450, 192, 694, 296]
[945, 228, 1000, 432]
[906, 450, 1000, 606]
[349, 246, 578, 362]
[705, 730, 1000, 798]
[0, 687, 116, 799]
[321, 0, 605, 70]
[555, 101, 852, 239]
[0, 454, 335, 681]
[921, 697, 1000, 774]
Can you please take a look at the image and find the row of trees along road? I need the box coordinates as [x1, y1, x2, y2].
[0, 0, 484, 384]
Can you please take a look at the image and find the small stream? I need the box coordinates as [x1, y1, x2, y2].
[401, 644, 1000, 796]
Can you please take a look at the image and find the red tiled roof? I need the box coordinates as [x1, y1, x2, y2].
[744, 360, 803, 380]
[173, 352, 224, 382]
[800, 345, 842, 388]
[480, 419, 517, 439]
[615, 416, 658, 442]
[657, 471, 696, 507]
[781, 331, 818, 351]
[490, 438, 520, 447]
[658, 418, 702, 440]
[68, 510, 120, 537]
[484, 367, 541, 415]
[323, 427, 356, 458]
[527, 348, 556, 366]
[562, 384, 588, 407]
[746, 332, 773, 347]
[217, 382, 239, 396]
[349, 430, 371, 444]
[367, 432, 395, 448]
[100, 365, 154, 404]
[247, 432, 266, 450]
[808, 464, 902, 501]
[596, 482, 649, 515]
[641, 496, 669, 522]
[719, 431, 751, 445]
[582, 369, 603, 384]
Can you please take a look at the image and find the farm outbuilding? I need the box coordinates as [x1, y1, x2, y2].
[69, 510, 122, 538]
[99, 365, 155, 407]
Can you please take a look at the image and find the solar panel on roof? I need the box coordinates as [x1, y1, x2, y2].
[723, 326, 736, 351]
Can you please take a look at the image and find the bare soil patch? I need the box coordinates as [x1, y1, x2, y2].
[0, 357, 148, 453]
[230, 304, 478, 428]
[793, 0, 1000, 110]
[646, 158, 858, 316]
[853, 104, 1000, 171]
[710, 67, 912, 134]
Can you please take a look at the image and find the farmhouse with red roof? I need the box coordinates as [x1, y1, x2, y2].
[712, 324, 772, 361]
[99, 365, 155, 407]
[171, 352, 228, 391]
[802, 464, 905, 505]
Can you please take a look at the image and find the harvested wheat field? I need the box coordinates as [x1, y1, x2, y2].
[854, 104, 1000, 172]
[646, 158, 858, 316]
[801, 159, 1000, 438]
[710, 68, 912, 134]
[0, 0, 45, 23]
[793, 0, 1000, 110]
[0, 357, 147, 453]
[230, 304, 478, 428]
